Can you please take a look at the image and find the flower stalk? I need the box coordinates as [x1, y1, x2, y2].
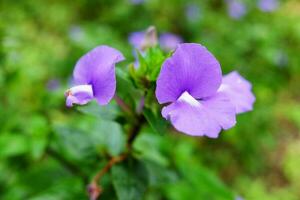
[87, 97, 145, 200]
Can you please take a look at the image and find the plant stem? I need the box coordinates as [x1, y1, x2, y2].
[127, 114, 145, 147]
[87, 100, 145, 200]
[114, 95, 132, 114]
[88, 153, 127, 200]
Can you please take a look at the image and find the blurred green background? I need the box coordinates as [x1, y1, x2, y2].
[0, 0, 300, 199]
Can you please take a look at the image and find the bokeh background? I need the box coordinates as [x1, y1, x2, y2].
[0, 0, 300, 199]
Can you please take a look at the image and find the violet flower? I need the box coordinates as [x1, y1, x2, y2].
[130, 0, 145, 5]
[128, 26, 158, 52]
[128, 28, 181, 53]
[128, 31, 146, 51]
[226, 0, 247, 19]
[155, 43, 255, 137]
[128, 27, 158, 68]
[218, 71, 255, 114]
[185, 3, 201, 22]
[159, 33, 183, 52]
[47, 79, 60, 91]
[258, 0, 278, 12]
[69, 25, 84, 42]
[65, 45, 124, 107]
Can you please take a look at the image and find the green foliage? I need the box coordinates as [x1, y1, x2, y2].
[143, 108, 168, 134]
[77, 101, 120, 120]
[0, 0, 300, 199]
[112, 158, 149, 200]
[129, 47, 166, 97]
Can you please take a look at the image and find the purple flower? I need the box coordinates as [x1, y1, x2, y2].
[159, 33, 183, 52]
[218, 71, 255, 114]
[47, 79, 60, 91]
[185, 3, 201, 22]
[128, 26, 158, 52]
[128, 27, 158, 68]
[258, 0, 278, 12]
[65, 45, 124, 107]
[155, 43, 254, 137]
[129, 28, 181, 52]
[69, 25, 84, 42]
[129, 0, 145, 5]
[226, 0, 247, 19]
[129, 31, 146, 51]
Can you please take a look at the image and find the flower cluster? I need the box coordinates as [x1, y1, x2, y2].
[156, 43, 255, 137]
[65, 42, 255, 138]
[129, 27, 183, 52]
[258, 0, 278, 12]
[225, 0, 279, 20]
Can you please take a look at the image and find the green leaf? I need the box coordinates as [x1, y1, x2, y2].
[167, 142, 235, 200]
[136, 50, 148, 75]
[30, 137, 48, 160]
[52, 126, 96, 162]
[26, 115, 49, 160]
[133, 131, 169, 166]
[129, 47, 166, 90]
[112, 158, 148, 200]
[146, 47, 166, 81]
[116, 68, 143, 110]
[143, 108, 168, 134]
[91, 120, 126, 156]
[77, 100, 119, 120]
[0, 133, 29, 158]
[143, 160, 177, 187]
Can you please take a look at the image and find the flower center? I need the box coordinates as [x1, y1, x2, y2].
[65, 84, 93, 97]
[65, 84, 94, 107]
[177, 91, 200, 107]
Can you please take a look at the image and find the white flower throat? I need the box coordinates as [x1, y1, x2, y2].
[177, 91, 200, 107]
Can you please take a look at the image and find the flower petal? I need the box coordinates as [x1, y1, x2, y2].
[162, 91, 236, 138]
[218, 71, 255, 114]
[258, 0, 278, 12]
[73, 45, 124, 105]
[129, 31, 145, 50]
[226, 0, 247, 19]
[159, 33, 183, 52]
[156, 43, 222, 104]
[65, 84, 93, 107]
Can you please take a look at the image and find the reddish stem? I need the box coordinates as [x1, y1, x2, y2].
[88, 153, 128, 200]
[88, 96, 145, 200]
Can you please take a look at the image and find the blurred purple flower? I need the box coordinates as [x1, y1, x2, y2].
[129, 29, 182, 53]
[159, 33, 183, 52]
[128, 27, 159, 68]
[128, 31, 145, 68]
[185, 3, 201, 22]
[129, 31, 146, 51]
[156, 43, 255, 137]
[235, 196, 244, 200]
[258, 0, 278, 12]
[226, 0, 247, 19]
[275, 50, 288, 67]
[130, 0, 145, 5]
[128, 26, 158, 51]
[47, 79, 60, 91]
[69, 25, 84, 42]
[218, 71, 255, 114]
[65, 45, 124, 107]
